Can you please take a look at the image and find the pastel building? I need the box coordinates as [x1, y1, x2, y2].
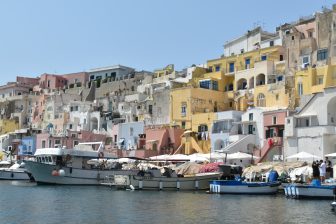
[210, 110, 244, 152]
[284, 87, 336, 161]
[117, 121, 144, 150]
[18, 136, 36, 156]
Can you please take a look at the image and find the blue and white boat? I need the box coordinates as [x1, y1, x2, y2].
[209, 180, 281, 194]
[284, 183, 336, 199]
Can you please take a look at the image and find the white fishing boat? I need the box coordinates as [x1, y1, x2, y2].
[0, 162, 32, 180]
[209, 180, 280, 194]
[102, 168, 220, 190]
[284, 183, 336, 199]
[24, 142, 138, 185]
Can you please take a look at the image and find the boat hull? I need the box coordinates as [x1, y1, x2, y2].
[24, 160, 138, 185]
[0, 169, 31, 180]
[109, 173, 220, 190]
[284, 184, 336, 199]
[209, 180, 280, 194]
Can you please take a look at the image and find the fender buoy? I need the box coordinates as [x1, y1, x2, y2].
[98, 152, 104, 158]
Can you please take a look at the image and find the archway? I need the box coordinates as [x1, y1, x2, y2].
[256, 74, 266, 86]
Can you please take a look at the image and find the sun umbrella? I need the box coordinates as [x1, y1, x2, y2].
[227, 152, 259, 160]
[325, 152, 336, 157]
[286, 151, 321, 160]
[169, 154, 190, 161]
[188, 153, 210, 162]
[149, 154, 171, 160]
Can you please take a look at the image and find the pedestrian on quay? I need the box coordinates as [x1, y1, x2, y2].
[319, 159, 326, 183]
[325, 157, 333, 179]
[312, 161, 320, 179]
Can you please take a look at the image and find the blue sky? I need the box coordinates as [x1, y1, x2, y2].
[0, 0, 335, 85]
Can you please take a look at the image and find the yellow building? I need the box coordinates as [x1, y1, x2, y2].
[295, 64, 336, 98]
[0, 119, 19, 135]
[201, 45, 287, 110]
[170, 87, 233, 130]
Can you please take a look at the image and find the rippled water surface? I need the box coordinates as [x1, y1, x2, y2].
[0, 181, 335, 224]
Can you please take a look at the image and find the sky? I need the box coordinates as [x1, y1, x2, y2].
[0, 0, 335, 85]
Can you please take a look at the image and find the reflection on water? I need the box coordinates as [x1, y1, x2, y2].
[0, 181, 335, 224]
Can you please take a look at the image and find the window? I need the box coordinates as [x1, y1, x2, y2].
[270, 40, 274, 47]
[245, 58, 250, 69]
[199, 80, 211, 89]
[285, 30, 290, 35]
[69, 124, 73, 129]
[276, 94, 279, 101]
[73, 140, 79, 147]
[248, 125, 253, 134]
[261, 55, 267, 61]
[308, 31, 313, 38]
[208, 67, 213, 72]
[317, 49, 328, 61]
[148, 105, 153, 115]
[47, 80, 50, 88]
[272, 116, 277, 125]
[181, 121, 186, 129]
[280, 55, 284, 61]
[54, 139, 61, 145]
[42, 140, 46, 148]
[257, 93, 266, 107]
[90, 75, 94, 80]
[215, 65, 221, 72]
[302, 55, 310, 64]
[317, 76, 323, 85]
[212, 81, 218, 91]
[181, 104, 187, 117]
[130, 127, 134, 136]
[229, 102, 233, 107]
[71, 133, 77, 138]
[287, 119, 291, 124]
[291, 36, 294, 40]
[297, 83, 303, 96]
[229, 62, 235, 73]
[198, 125, 208, 132]
[249, 113, 253, 121]
[84, 119, 86, 124]
[240, 49, 244, 54]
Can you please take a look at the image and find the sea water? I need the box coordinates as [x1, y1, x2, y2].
[0, 181, 335, 224]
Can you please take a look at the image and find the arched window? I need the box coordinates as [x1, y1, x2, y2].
[257, 93, 266, 107]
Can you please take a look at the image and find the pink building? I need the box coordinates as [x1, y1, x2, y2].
[62, 72, 89, 87]
[16, 76, 39, 87]
[254, 109, 288, 163]
[39, 73, 68, 90]
[145, 126, 184, 155]
[36, 130, 106, 149]
[263, 110, 287, 138]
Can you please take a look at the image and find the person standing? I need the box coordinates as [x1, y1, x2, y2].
[325, 157, 333, 179]
[319, 160, 326, 183]
[312, 161, 319, 179]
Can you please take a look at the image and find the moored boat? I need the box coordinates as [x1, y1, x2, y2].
[24, 142, 138, 185]
[209, 180, 281, 194]
[0, 162, 32, 180]
[284, 183, 336, 199]
[102, 168, 220, 190]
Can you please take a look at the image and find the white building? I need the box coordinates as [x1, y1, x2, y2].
[210, 111, 243, 152]
[224, 27, 281, 57]
[285, 87, 336, 160]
